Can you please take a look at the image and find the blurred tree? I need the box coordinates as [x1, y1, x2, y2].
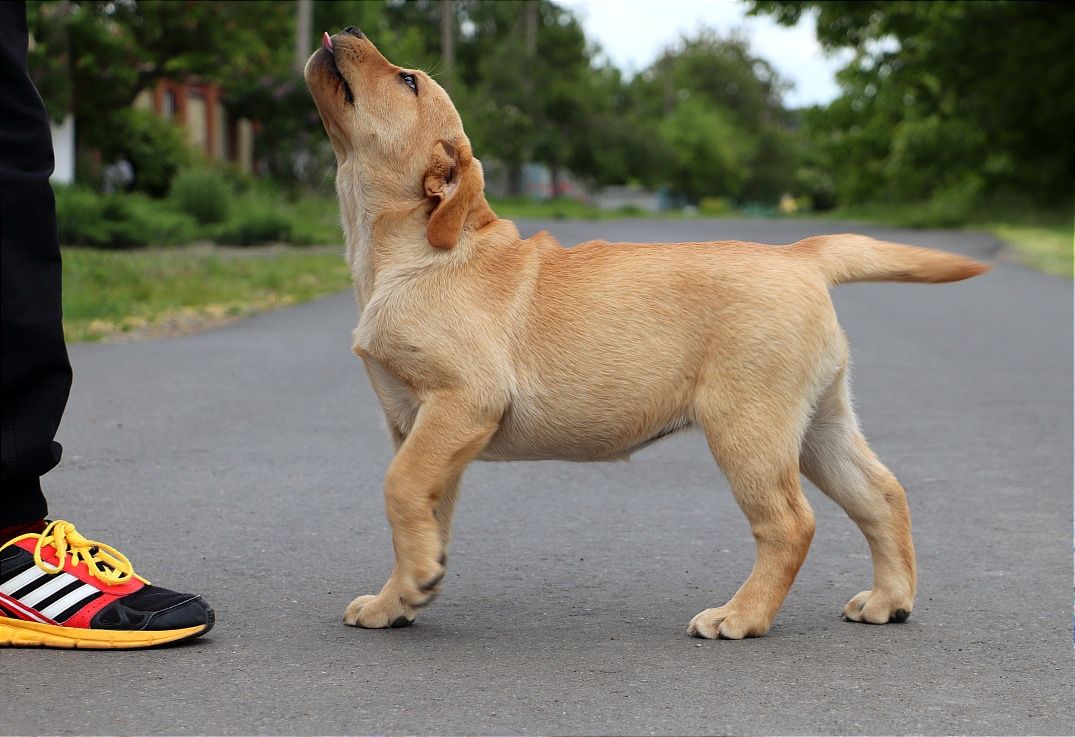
[628, 30, 795, 203]
[659, 99, 748, 201]
[27, 0, 292, 192]
[749, 0, 1075, 208]
[27, 1, 292, 123]
[444, 0, 546, 194]
[26, 0, 797, 202]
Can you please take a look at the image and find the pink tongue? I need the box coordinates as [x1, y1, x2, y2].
[322, 32, 333, 51]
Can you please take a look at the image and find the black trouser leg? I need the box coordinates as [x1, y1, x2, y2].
[0, 1, 71, 527]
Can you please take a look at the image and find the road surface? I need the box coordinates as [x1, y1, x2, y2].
[3, 219, 1071, 735]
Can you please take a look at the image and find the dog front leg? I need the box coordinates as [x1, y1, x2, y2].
[344, 394, 498, 628]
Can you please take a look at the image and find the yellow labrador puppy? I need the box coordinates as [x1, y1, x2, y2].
[305, 28, 989, 639]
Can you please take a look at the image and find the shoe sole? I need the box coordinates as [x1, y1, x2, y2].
[0, 614, 213, 649]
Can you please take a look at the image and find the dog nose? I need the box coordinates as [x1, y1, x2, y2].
[342, 26, 364, 39]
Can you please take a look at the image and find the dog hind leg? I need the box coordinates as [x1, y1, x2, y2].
[799, 370, 916, 624]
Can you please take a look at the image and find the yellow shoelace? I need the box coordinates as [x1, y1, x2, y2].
[7, 520, 148, 586]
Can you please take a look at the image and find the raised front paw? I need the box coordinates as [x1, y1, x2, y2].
[344, 593, 415, 629]
[687, 605, 772, 640]
[842, 589, 912, 624]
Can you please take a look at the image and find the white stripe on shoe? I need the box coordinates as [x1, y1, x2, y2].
[0, 566, 48, 596]
[18, 572, 81, 607]
[39, 583, 99, 620]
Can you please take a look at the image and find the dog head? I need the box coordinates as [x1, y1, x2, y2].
[305, 28, 495, 249]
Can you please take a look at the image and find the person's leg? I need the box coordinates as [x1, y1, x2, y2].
[0, 0, 71, 531]
[0, 3, 214, 648]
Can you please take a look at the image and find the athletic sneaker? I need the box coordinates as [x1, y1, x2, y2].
[0, 520, 214, 649]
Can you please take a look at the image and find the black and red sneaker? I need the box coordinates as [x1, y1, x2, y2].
[0, 520, 213, 649]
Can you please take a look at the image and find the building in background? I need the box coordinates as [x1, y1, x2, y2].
[133, 78, 255, 173]
[50, 77, 257, 186]
[48, 114, 75, 185]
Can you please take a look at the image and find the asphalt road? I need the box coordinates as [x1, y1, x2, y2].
[2, 219, 1071, 736]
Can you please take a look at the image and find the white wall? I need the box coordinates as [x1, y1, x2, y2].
[49, 114, 75, 185]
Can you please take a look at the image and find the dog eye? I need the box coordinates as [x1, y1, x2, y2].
[399, 72, 418, 94]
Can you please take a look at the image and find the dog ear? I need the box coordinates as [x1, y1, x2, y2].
[424, 140, 481, 249]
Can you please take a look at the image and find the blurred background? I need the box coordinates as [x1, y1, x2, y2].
[24, 0, 1073, 340]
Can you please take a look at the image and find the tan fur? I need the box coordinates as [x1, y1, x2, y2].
[305, 32, 990, 638]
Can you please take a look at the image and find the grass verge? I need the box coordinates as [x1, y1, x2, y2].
[979, 222, 1072, 278]
[62, 245, 350, 342]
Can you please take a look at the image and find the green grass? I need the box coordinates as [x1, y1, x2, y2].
[62, 245, 351, 342]
[982, 222, 1072, 277]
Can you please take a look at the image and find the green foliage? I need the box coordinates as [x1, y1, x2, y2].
[91, 109, 190, 197]
[55, 187, 200, 249]
[122, 195, 203, 246]
[286, 194, 345, 245]
[55, 185, 340, 249]
[171, 169, 233, 224]
[28, 0, 1073, 229]
[750, 0, 1075, 209]
[55, 187, 114, 248]
[26, 1, 293, 125]
[699, 197, 734, 216]
[214, 201, 293, 246]
[628, 31, 795, 203]
[26, 0, 292, 194]
[659, 100, 748, 202]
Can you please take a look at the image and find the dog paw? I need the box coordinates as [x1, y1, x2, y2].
[344, 593, 415, 629]
[842, 589, 912, 624]
[687, 605, 771, 640]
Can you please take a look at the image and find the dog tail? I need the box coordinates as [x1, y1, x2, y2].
[792, 234, 991, 286]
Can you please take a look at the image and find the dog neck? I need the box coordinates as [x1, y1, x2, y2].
[340, 182, 516, 310]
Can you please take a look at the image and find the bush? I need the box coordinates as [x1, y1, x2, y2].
[102, 109, 190, 197]
[98, 198, 151, 249]
[699, 197, 733, 216]
[55, 187, 113, 247]
[214, 202, 292, 246]
[55, 184, 342, 249]
[793, 167, 837, 212]
[170, 169, 233, 224]
[55, 186, 199, 249]
[286, 194, 344, 245]
[55, 187, 150, 249]
[124, 195, 201, 246]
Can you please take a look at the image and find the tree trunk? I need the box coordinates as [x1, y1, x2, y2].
[440, 1, 455, 91]
[521, 1, 539, 189]
[508, 163, 523, 197]
[523, 0, 538, 56]
[662, 54, 675, 116]
[294, 0, 313, 76]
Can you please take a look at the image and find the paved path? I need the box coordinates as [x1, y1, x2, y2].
[3, 219, 1071, 735]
